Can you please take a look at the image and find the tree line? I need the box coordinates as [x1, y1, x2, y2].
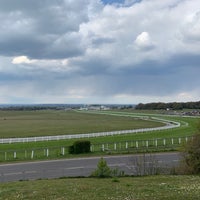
[135, 101, 200, 110]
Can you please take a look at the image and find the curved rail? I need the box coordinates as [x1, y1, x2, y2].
[0, 115, 180, 144]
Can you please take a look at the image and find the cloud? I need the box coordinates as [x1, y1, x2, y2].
[0, 0, 200, 104]
[0, 0, 91, 59]
[135, 32, 155, 50]
[12, 56, 32, 64]
[182, 11, 200, 42]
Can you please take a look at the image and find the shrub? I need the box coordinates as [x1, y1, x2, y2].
[180, 121, 200, 174]
[181, 133, 200, 174]
[91, 157, 125, 178]
[91, 157, 112, 178]
[69, 140, 91, 154]
[68, 145, 74, 154]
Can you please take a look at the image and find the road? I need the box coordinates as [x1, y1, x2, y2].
[0, 152, 181, 183]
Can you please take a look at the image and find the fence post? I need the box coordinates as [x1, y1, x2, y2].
[171, 138, 174, 145]
[185, 137, 188, 143]
[163, 139, 166, 146]
[46, 149, 49, 157]
[178, 138, 181, 144]
[146, 140, 149, 148]
[102, 144, 104, 151]
[155, 139, 158, 147]
[114, 143, 117, 151]
[90, 145, 93, 152]
[14, 152, 17, 159]
[61, 147, 65, 155]
[31, 150, 34, 159]
[126, 142, 128, 149]
[136, 141, 138, 149]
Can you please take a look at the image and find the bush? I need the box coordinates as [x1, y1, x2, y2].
[69, 140, 91, 154]
[91, 157, 112, 178]
[68, 145, 74, 154]
[91, 157, 125, 178]
[181, 133, 200, 174]
[180, 121, 200, 174]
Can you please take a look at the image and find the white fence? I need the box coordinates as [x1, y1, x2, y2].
[0, 136, 191, 162]
[0, 119, 180, 144]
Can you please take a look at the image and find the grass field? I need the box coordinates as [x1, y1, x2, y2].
[0, 111, 199, 199]
[0, 110, 199, 154]
[0, 175, 200, 200]
[0, 110, 163, 138]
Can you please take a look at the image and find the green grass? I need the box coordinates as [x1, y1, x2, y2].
[0, 110, 198, 142]
[0, 110, 163, 138]
[0, 110, 199, 162]
[0, 176, 200, 200]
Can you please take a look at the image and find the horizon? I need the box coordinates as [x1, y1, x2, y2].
[0, 100, 199, 106]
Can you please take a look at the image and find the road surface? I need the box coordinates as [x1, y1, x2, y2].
[0, 152, 181, 183]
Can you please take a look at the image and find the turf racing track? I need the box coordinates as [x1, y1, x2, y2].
[0, 111, 181, 144]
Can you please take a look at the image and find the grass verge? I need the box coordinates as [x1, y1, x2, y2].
[0, 175, 200, 200]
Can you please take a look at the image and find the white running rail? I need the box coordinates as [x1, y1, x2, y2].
[0, 118, 180, 144]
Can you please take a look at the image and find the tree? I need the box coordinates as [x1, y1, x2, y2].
[91, 157, 125, 178]
[181, 122, 200, 174]
[91, 158, 112, 178]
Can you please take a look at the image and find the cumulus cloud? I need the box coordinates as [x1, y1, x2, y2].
[135, 32, 155, 50]
[12, 56, 33, 64]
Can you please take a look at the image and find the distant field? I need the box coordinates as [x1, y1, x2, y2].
[0, 110, 163, 138]
[1, 176, 200, 200]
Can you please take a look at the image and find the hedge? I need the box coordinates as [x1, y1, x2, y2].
[69, 140, 91, 154]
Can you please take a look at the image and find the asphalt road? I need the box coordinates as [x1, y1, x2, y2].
[0, 152, 181, 183]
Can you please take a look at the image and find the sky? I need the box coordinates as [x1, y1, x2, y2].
[0, 0, 200, 104]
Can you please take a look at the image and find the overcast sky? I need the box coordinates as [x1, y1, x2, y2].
[0, 0, 199, 104]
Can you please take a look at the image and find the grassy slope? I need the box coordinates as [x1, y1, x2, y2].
[0, 176, 200, 200]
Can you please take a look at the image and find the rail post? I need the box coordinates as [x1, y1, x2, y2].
[146, 140, 149, 148]
[136, 141, 138, 149]
[31, 150, 34, 159]
[46, 149, 49, 157]
[102, 144, 105, 151]
[171, 138, 174, 145]
[61, 147, 65, 155]
[126, 142, 128, 149]
[14, 152, 17, 159]
[163, 139, 166, 146]
[114, 143, 117, 151]
[90, 145, 93, 152]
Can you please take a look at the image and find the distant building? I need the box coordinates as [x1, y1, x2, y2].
[79, 105, 110, 111]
